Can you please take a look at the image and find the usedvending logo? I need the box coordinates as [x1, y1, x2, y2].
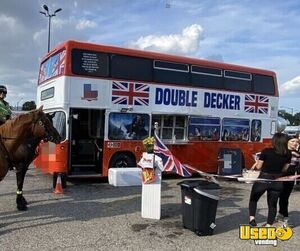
[239, 225, 293, 246]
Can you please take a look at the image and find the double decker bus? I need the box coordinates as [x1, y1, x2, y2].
[34, 40, 281, 180]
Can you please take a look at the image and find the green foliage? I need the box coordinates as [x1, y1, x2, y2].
[294, 112, 300, 125]
[278, 110, 300, 125]
[22, 101, 36, 111]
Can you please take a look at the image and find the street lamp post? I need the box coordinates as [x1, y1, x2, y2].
[39, 5, 62, 53]
[16, 98, 23, 111]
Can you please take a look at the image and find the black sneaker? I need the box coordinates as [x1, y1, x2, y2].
[249, 219, 257, 226]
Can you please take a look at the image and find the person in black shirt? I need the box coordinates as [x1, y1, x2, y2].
[277, 135, 300, 226]
[249, 133, 291, 227]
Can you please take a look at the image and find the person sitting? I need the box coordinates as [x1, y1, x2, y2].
[0, 85, 12, 126]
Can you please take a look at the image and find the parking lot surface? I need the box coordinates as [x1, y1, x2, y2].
[1, 168, 299, 250]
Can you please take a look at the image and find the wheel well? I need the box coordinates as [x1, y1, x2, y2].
[109, 151, 137, 168]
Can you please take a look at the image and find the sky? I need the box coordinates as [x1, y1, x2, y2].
[1, 0, 300, 113]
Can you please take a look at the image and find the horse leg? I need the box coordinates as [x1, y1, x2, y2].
[16, 164, 28, 211]
[0, 157, 10, 182]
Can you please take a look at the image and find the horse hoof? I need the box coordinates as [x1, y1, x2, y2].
[17, 204, 28, 211]
[21, 197, 28, 205]
[16, 195, 28, 211]
[16, 195, 28, 205]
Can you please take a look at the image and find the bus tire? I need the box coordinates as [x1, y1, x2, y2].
[109, 153, 136, 168]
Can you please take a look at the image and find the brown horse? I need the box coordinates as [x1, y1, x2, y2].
[0, 107, 60, 182]
[12, 113, 61, 210]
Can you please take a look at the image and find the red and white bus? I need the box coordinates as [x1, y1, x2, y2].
[34, 40, 281, 179]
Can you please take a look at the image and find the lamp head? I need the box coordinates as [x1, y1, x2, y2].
[43, 5, 49, 12]
[54, 8, 62, 14]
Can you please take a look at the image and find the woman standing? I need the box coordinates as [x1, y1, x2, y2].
[249, 133, 291, 227]
[277, 134, 300, 226]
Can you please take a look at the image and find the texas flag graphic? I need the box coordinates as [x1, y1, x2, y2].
[81, 84, 98, 101]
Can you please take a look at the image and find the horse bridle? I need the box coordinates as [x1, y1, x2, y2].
[40, 115, 57, 142]
[32, 114, 53, 141]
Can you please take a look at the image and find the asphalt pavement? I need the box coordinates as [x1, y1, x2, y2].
[1, 167, 299, 250]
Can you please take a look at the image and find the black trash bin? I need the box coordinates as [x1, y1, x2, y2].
[178, 180, 221, 236]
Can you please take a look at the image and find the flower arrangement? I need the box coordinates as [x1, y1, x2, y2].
[142, 136, 155, 153]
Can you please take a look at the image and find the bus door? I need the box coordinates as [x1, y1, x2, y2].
[69, 108, 105, 175]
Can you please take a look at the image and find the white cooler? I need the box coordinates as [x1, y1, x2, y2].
[108, 168, 142, 186]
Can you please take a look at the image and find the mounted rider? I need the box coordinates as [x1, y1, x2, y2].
[0, 85, 12, 126]
[0, 84, 13, 172]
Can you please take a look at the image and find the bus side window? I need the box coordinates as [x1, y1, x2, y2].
[111, 54, 152, 82]
[153, 60, 189, 85]
[251, 120, 262, 141]
[188, 116, 220, 141]
[191, 66, 223, 89]
[151, 115, 187, 141]
[222, 118, 250, 141]
[108, 113, 150, 140]
[224, 70, 252, 92]
[253, 74, 275, 95]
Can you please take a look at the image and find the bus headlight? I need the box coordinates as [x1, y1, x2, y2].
[277, 116, 288, 133]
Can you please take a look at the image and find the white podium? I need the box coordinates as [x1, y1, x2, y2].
[141, 168, 162, 220]
[139, 152, 164, 220]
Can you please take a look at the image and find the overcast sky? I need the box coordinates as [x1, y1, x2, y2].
[1, 0, 300, 113]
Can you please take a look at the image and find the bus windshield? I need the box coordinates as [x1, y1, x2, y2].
[38, 50, 66, 84]
[49, 111, 66, 140]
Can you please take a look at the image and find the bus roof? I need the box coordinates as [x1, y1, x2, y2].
[44, 40, 277, 78]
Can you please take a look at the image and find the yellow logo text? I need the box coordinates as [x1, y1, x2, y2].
[239, 225, 293, 247]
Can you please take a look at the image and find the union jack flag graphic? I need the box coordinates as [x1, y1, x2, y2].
[244, 94, 269, 114]
[39, 50, 65, 83]
[38, 67, 46, 83]
[154, 132, 191, 177]
[112, 81, 149, 106]
[52, 50, 66, 76]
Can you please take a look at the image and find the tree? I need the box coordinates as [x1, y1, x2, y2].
[278, 110, 300, 126]
[294, 112, 300, 126]
[22, 101, 36, 111]
[278, 110, 293, 125]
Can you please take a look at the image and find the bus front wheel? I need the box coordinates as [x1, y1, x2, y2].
[109, 153, 136, 168]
